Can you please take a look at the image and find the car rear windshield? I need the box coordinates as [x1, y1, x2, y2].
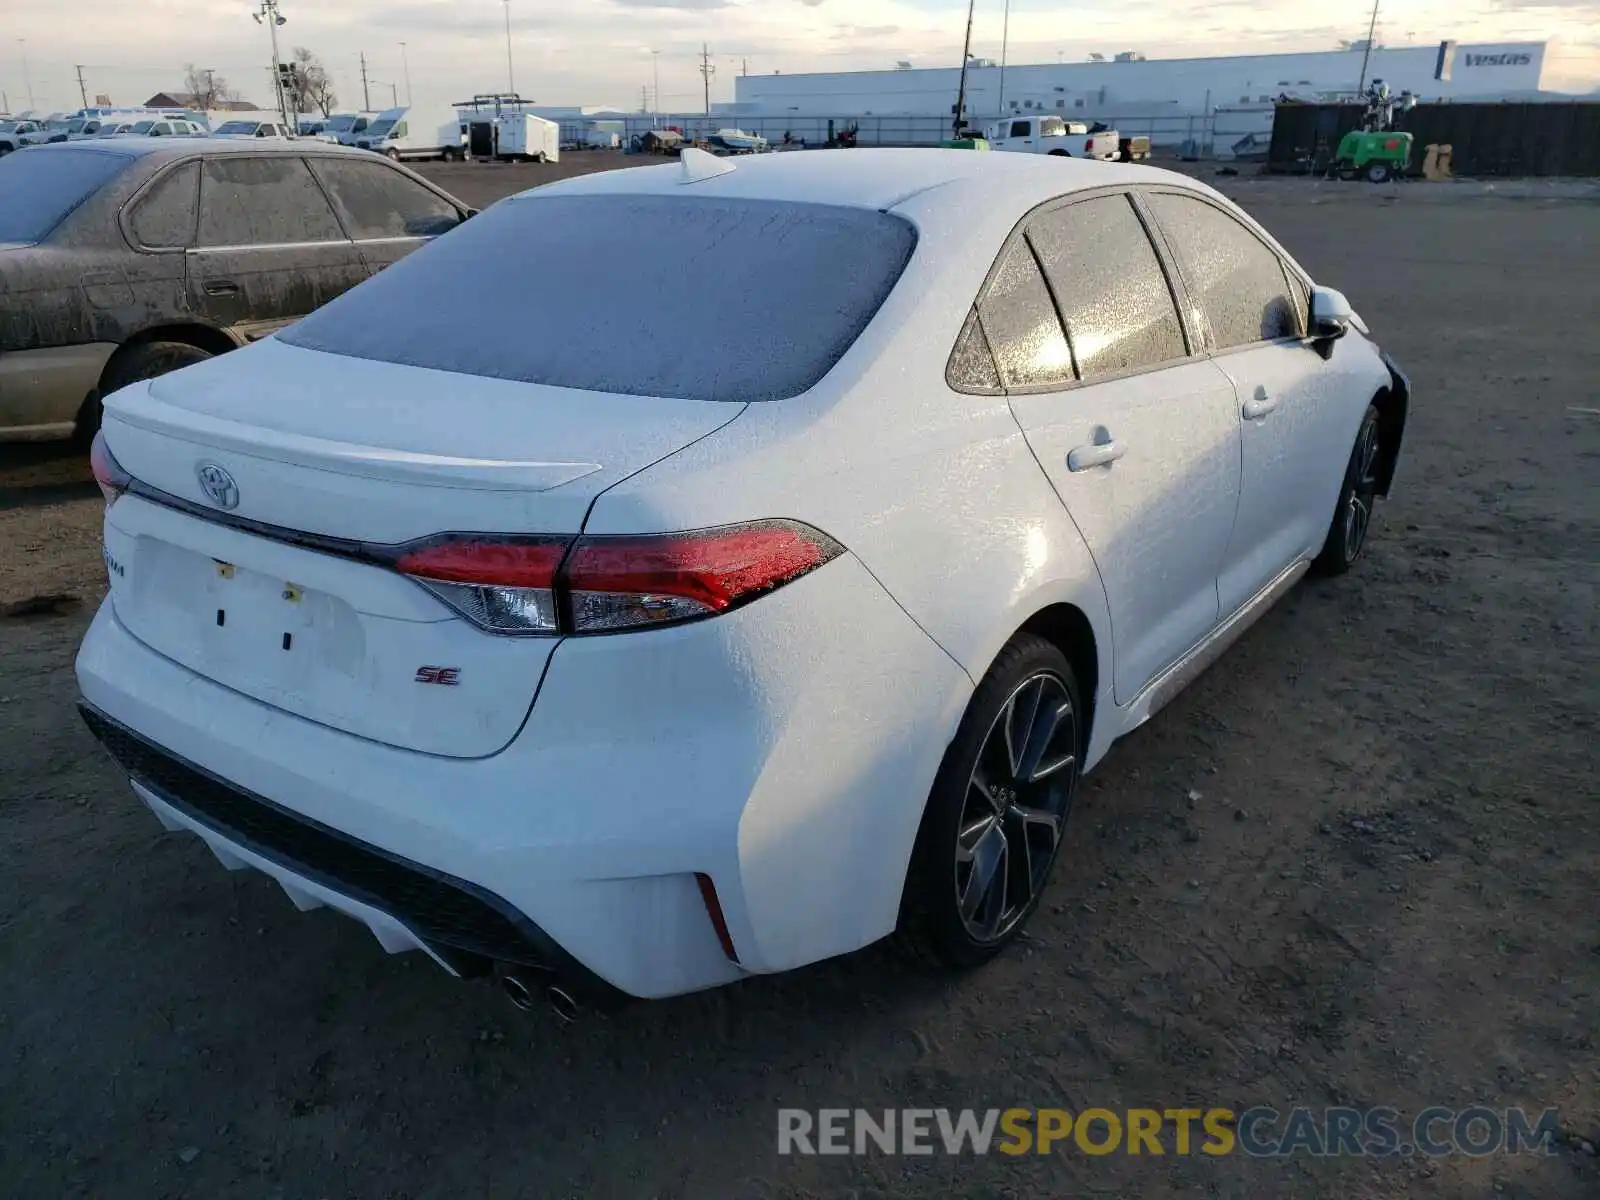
[0, 148, 129, 244]
[280, 193, 919, 402]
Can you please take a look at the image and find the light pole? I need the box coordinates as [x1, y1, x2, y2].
[503, 0, 515, 94]
[998, 0, 1011, 117]
[252, 0, 291, 129]
[652, 49, 660, 114]
[953, 0, 976, 136]
[399, 41, 411, 105]
[1356, 0, 1381, 94]
[372, 79, 398, 107]
[18, 39, 35, 111]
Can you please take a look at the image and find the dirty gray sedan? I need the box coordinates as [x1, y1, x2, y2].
[0, 138, 473, 442]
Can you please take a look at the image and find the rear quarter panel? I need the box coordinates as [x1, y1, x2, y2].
[584, 193, 1119, 765]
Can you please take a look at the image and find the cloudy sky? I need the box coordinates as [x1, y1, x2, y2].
[5, 0, 1596, 115]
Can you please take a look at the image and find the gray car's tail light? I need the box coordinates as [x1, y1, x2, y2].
[393, 521, 842, 636]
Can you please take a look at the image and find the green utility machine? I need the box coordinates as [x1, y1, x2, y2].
[1331, 80, 1418, 183]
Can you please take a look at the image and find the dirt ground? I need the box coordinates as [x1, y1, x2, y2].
[1, 162, 1596, 1199]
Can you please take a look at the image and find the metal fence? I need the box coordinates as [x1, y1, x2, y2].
[1268, 101, 1600, 177]
[563, 112, 1222, 155]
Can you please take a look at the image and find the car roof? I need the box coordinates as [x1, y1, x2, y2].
[26, 136, 372, 165]
[520, 148, 1213, 217]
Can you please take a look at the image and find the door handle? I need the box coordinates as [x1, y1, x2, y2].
[1067, 439, 1126, 472]
[1242, 392, 1278, 420]
[203, 279, 240, 297]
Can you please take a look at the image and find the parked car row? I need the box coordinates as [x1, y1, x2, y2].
[0, 138, 474, 442]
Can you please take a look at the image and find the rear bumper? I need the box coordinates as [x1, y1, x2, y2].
[75, 552, 972, 999]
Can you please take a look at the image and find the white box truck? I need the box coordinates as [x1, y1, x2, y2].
[357, 106, 466, 161]
[491, 112, 560, 162]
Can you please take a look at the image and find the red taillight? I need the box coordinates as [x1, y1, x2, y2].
[695, 872, 740, 963]
[1085, 137, 1095, 152]
[392, 521, 842, 636]
[89, 430, 130, 507]
[396, 538, 569, 635]
[564, 520, 842, 633]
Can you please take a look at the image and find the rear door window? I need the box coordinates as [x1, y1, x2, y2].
[308, 158, 462, 239]
[976, 240, 1073, 389]
[1142, 191, 1302, 349]
[0, 147, 129, 244]
[127, 160, 199, 249]
[197, 156, 346, 248]
[1026, 194, 1187, 379]
[279, 194, 917, 402]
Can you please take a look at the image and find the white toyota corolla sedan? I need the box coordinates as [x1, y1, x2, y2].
[77, 149, 1409, 1012]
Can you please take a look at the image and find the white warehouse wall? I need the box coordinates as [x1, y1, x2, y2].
[733, 42, 1548, 121]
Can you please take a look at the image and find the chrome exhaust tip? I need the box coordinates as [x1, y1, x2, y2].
[501, 973, 538, 1012]
[546, 985, 580, 1023]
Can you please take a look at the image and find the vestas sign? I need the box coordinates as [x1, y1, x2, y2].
[1463, 52, 1533, 67]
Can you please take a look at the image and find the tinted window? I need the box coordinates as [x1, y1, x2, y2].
[197, 156, 345, 248]
[947, 309, 1000, 391]
[128, 161, 199, 248]
[977, 240, 1073, 389]
[1144, 192, 1300, 349]
[0, 148, 129, 244]
[309, 158, 460, 239]
[281, 194, 916, 403]
[1010, 120, 1031, 138]
[1027, 194, 1186, 379]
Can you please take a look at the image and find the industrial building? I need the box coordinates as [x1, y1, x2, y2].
[724, 41, 1550, 150]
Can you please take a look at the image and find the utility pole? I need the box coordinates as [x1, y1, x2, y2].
[18, 39, 34, 111]
[75, 65, 89, 109]
[253, 0, 291, 129]
[399, 42, 411, 105]
[699, 43, 714, 115]
[1356, 0, 1381, 94]
[997, 0, 1011, 116]
[741, 58, 748, 77]
[360, 51, 371, 111]
[651, 49, 660, 115]
[640, 84, 650, 113]
[503, 0, 515, 94]
[953, 0, 976, 136]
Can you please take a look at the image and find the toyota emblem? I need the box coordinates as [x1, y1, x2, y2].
[196, 462, 240, 510]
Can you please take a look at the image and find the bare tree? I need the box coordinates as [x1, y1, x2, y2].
[290, 47, 337, 117]
[182, 64, 230, 111]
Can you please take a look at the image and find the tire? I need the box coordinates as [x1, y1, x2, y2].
[1365, 162, 1393, 184]
[385, 147, 401, 161]
[76, 341, 213, 443]
[898, 633, 1083, 969]
[442, 146, 463, 162]
[1313, 404, 1383, 576]
[1048, 149, 1070, 157]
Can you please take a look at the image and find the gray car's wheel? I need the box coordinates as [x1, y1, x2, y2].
[79, 341, 214, 443]
[1313, 404, 1383, 575]
[899, 633, 1082, 969]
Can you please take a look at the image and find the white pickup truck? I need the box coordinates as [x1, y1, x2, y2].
[982, 115, 1120, 161]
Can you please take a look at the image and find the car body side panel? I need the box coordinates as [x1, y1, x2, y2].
[584, 194, 1121, 771]
[0, 342, 116, 437]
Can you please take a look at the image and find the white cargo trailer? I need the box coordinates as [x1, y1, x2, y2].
[492, 113, 560, 162]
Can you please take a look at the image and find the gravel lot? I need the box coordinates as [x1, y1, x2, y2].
[1, 160, 1597, 1199]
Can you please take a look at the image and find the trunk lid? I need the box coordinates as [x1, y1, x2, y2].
[99, 338, 745, 758]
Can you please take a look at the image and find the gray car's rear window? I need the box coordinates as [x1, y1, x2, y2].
[279, 193, 918, 402]
[0, 148, 130, 244]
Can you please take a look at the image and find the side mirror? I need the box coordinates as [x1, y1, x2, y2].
[1309, 286, 1353, 341]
